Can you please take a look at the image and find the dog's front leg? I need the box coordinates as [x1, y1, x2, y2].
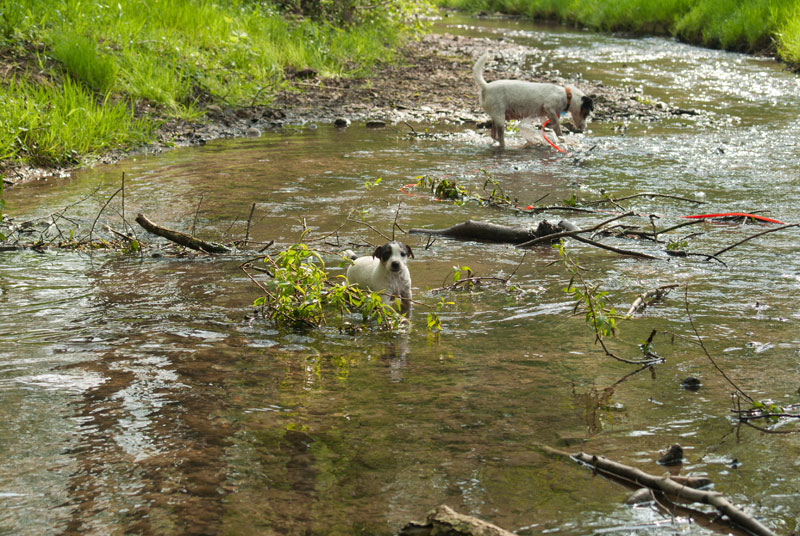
[546, 110, 564, 139]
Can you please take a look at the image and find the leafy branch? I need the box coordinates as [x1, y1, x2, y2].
[556, 240, 664, 366]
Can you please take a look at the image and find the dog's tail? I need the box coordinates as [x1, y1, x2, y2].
[472, 53, 490, 99]
[342, 250, 358, 261]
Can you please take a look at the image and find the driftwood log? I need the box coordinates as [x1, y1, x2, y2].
[135, 213, 230, 254]
[539, 445, 775, 536]
[397, 505, 515, 536]
[409, 219, 570, 244]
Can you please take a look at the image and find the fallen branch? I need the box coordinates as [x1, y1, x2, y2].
[409, 219, 566, 244]
[538, 445, 775, 536]
[135, 213, 230, 254]
[515, 211, 635, 248]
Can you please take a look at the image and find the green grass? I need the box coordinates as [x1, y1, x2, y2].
[437, 0, 800, 63]
[0, 0, 425, 170]
[0, 76, 153, 167]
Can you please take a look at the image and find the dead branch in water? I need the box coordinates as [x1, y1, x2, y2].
[626, 284, 679, 316]
[135, 213, 230, 254]
[537, 444, 776, 536]
[409, 219, 567, 244]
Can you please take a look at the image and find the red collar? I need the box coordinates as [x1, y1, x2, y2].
[564, 87, 572, 111]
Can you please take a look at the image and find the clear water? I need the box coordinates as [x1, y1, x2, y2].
[2, 15, 799, 535]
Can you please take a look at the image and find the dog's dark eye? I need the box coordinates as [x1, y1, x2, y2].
[401, 251, 406, 257]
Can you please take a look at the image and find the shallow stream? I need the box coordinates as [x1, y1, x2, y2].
[2, 15, 800, 535]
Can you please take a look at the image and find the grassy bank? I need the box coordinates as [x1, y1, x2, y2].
[437, 0, 800, 64]
[0, 0, 429, 173]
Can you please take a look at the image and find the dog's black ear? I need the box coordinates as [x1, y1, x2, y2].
[581, 95, 594, 114]
[372, 245, 383, 259]
[405, 244, 414, 259]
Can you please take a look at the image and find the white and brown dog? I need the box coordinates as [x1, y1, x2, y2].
[344, 241, 413, 314]
[473, 53, 594, 147]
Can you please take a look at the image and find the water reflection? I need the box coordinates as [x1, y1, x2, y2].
[2, 14, 800, 536]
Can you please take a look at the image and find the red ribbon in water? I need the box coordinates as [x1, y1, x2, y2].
[681, 213, 785, 224]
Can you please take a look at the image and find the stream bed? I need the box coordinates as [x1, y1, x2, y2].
[2, 15, 800, 536]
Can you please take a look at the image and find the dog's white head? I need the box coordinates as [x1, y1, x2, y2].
[373, 241, 413, 273]
[567, 87, 594, 132]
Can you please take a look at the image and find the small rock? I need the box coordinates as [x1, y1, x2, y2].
[366, 119, 386, 128]
[334, 117, 350, 128]
[625, 488, 653, 505]
[245, 127, 261, 137]
[681, 377, 702, 391]
[657, 444, 684, 466]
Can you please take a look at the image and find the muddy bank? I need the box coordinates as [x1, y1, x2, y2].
[3, 31, 688, 187]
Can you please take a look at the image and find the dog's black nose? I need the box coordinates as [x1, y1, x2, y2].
[391, 261, 401, 271]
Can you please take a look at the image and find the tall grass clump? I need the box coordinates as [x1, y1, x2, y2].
[49, 33, 118, 93]
[776, 3, 800, 64]
[0, 77, 153, 167]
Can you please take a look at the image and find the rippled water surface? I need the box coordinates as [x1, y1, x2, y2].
[2, 15, 799, 535]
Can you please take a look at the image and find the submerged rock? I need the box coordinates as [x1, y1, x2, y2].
[681, 377, 702, 391]
[657, 444, 684, 466]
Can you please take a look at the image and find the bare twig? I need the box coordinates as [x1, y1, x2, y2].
[244, 202, 257, 247]
[570, 234, 660, 260]
[516, 211, 636, 248]
[711, 223, 800, 258]
[88, 186, 123, 246]
[190, 194, 205, 237]
[588, 192, 706, 206]
[347, 216, 391, 241]
[683, 285, 752, 402]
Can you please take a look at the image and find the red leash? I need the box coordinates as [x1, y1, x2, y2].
[682, 212, 785, 224]
[542, 119, 566, 153]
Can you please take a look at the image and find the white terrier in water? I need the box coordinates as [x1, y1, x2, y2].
[344, 241, 413, 314]
[472, 53, 594, 147]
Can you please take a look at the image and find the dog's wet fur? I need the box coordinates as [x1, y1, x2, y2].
[473, 53, 593, 147]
